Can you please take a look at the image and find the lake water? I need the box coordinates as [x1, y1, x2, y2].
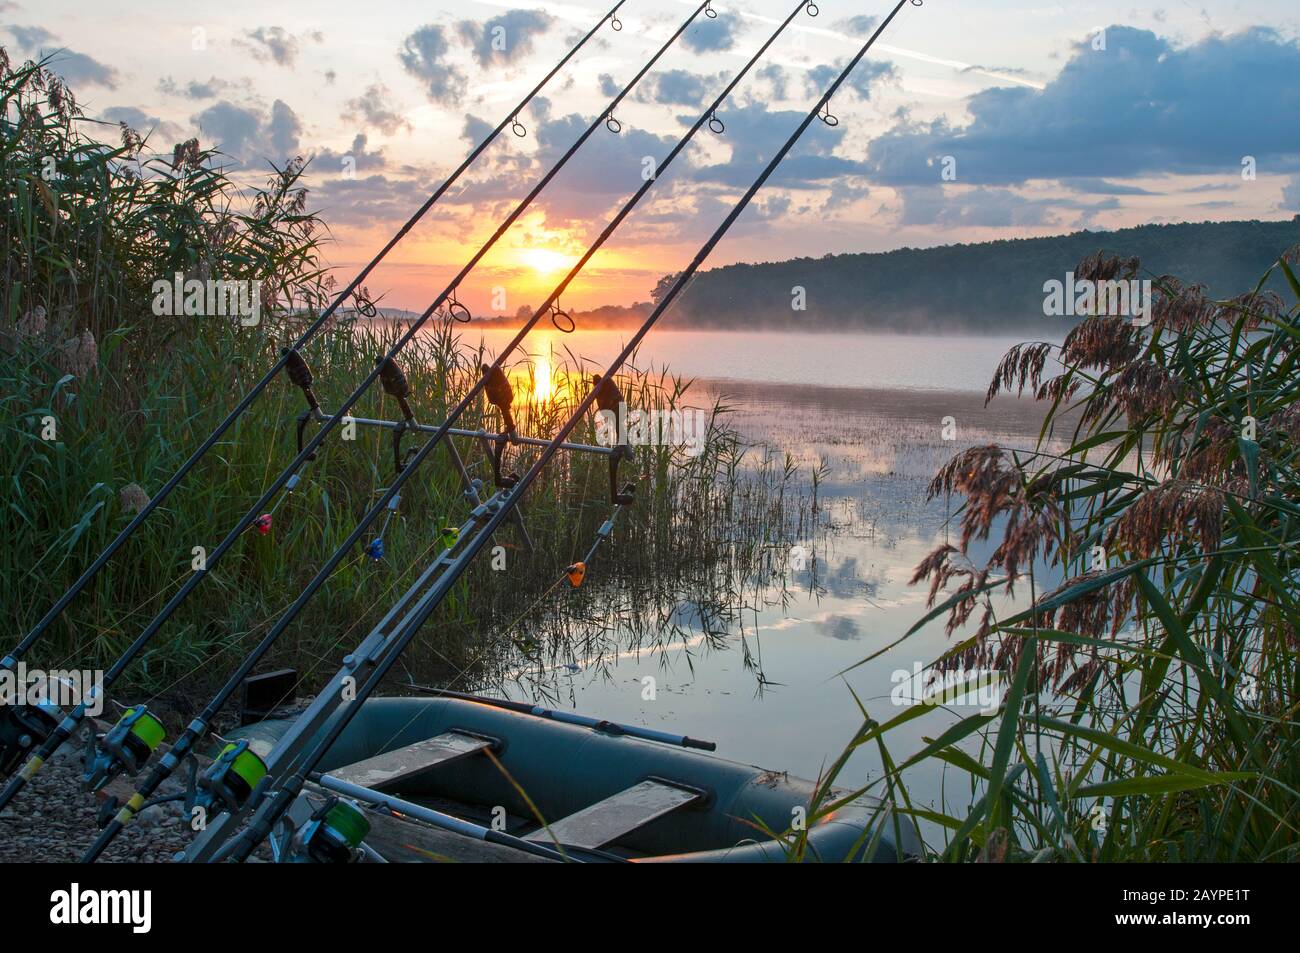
[437, 327, 1065, 832]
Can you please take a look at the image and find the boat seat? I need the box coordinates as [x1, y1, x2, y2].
[327, 731, 493, 792]
[526, 779, 701, 850]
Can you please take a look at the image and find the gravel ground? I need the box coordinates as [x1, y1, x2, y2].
[0, 735, 192, 863]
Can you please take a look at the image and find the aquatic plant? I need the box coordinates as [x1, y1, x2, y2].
[804, 247, 1300, 862]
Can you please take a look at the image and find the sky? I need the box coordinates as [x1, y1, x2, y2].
[6, 0, 1300, 314]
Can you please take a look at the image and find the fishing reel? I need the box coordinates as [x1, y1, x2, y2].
[281, 796, 371, 864]
[194, 740, 268, 817]
[0, 698, 63, 778]
[82, 706, 167, 793]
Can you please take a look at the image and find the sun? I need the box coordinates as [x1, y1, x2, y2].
[521, 247, 575, 277]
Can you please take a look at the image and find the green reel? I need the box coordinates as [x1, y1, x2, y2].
[82, 706, 167, 792]
[197, 740, 268, 815]
[297, 797, 371, 863]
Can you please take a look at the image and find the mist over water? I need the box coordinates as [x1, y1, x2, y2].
[433, 326, 1064, 813]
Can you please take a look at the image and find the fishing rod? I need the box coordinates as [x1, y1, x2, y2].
[404, 687, 718, 750]
[0, 0, 627, 676]
[78, 0, 818, 861]
[0, 0, 716, 809]
[211, 0, 923, 865]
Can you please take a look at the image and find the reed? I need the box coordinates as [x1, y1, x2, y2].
[801, 250, 1300, 862]
[0, 51, 806, 716]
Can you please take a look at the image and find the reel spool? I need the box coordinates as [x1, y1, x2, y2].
[195, 740, 268, 816]
[292, 797, 371, 863]
[0, 699, 63, 778]
[82, 706, 167, 792]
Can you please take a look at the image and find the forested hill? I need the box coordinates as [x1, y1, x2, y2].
[656, 217, 1300, 332]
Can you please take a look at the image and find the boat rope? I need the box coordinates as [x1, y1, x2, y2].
[2, 0, 629, 675]
[211, 0, 923, 865]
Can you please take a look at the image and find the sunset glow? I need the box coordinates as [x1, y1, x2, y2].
[520, 248, 577, 278]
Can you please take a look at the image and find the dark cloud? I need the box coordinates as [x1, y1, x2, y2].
[634, 69, 727, 107]
[267, 99, 302, 157]
[683, 11, 739, 53]
[8, 25, 55, 50]
[805, 57, 894, 100]
[236, 26, 321, 67]
[314, 133, 386, 175]
[865, 26, 1300, 187]
[345, 83, 408, 135]
[192, 99, 302, 165]
[99, 106, 184, 143]
[311, 173, 432, 226]
[691, 103, 863, 190]
[39, 48, 118, 89]
[836, 15, 879, 36]
[455, 9, 554, 68]
[597, 73, 619, 98]
[1063, 177, 1156, 196]
[398, 24, 468, 105]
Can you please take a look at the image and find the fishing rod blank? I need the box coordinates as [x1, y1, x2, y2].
[81, 0, 816, 861]
[0, 0, 717, 809]
[216, 0, 923, 864]
[1, 0, 628, 674]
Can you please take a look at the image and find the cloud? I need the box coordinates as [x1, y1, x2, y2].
[691, 103, 865, 190]
[398, 24, 467, 105]
[805, 57, 894, 100]
[836, 15, 879, 37]
[236, 26, 321, 67]
[1062, 177, 1156, 196]
[634, 69, 727, 107]
[898, 185, 1119, 228]
[37, 48, 118, 89]
[1283, 176, 1300, 213]
[99, 106, 185, 143]
[865, 26, 1300, 187]
[345, 83, 408, 135]
[311, 173, 431, 226]
[7, 25, 55, 50]
[267, 99, 302, 157]
[157, 75, 243, 100]
[683, 11, 739, 53]
[314, 133, 387, 175]
[192, 98, 302, 165]
[456, 9, 554, 68]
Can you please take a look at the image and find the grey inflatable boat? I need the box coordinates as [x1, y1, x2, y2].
[228, 694, 918, 863]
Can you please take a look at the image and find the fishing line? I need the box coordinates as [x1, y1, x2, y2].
[72, 0, 822, 846]
[3, 0, 629, 672]
[0, 1, 717, 808]
[215, 0, 924, 865]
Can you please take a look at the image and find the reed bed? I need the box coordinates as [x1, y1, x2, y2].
[798, 251, 1300, 862]
[0, 51, 811, 716]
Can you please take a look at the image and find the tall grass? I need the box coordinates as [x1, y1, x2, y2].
[802, 250, 1300, 862]
[0, 51, 808, 718]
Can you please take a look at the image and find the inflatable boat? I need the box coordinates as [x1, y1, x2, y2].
[226, 694, 920, 863]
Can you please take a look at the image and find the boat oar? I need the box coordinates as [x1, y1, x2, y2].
[405, 686, 718, 751]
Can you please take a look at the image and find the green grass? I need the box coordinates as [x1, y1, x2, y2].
[0, 50, 808, 710]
